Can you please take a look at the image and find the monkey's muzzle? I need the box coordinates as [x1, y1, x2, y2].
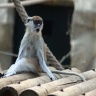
[33, 20, 43, 32]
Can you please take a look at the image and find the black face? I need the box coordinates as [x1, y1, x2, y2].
[33, 20, 43, 32]
[27, 19, 42, 25]
[33, 20, 42, 26]
[26, 17, 43, 32]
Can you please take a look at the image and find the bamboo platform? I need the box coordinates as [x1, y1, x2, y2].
[0, 0, 96, 96]
[0, 67, 96, 96]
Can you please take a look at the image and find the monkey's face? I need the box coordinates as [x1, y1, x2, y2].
[25, 16, 43, 33]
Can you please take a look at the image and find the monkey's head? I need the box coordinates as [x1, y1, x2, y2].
[25, 16, 43, 33]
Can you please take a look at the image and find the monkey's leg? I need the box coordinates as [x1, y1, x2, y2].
[37, 49, 55, 80]
[5, 58, 38, 77]
[41, 60, 56, 80]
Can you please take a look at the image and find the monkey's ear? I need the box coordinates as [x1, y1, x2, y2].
[25, 17, 33, 26]
[27, 17, 33, 22]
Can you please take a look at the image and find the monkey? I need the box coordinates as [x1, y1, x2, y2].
[4, 16, 86, 81]
[4, 16, 55, 80]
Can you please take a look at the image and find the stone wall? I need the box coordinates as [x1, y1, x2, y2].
[0, 0, 14, 70]
[71, 0, 96, 71]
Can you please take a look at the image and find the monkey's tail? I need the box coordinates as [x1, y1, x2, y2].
[52, 70, 86, 82]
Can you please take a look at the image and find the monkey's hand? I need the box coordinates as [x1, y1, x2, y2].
[49, 72, 56, 81]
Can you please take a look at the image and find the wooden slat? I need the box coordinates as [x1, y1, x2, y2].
[44, 0, 74, 6]
[0, 68, 80, 96]
[20, 69, 96, 96]
[0, 0, 74, 8]
[48, 78, 96, 96]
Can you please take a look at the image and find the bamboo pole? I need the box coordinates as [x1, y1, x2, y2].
[19, 69, 96, 96]
[0, 68, 80, 96]
[0, 67, 55, 90]
[80, 89, 96, 96]
[48, 78, 96, 96]
[20, 77, 79, 96]
[0, 73, 36, 89]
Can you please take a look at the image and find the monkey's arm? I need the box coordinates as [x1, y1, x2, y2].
[37, 49, 55, 80]
[52, 70, 86, 82]
[18, 47, 24, 58]
[16, 41, 26, 62]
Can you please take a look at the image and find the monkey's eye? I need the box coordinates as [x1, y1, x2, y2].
[27, 19, 32, 23]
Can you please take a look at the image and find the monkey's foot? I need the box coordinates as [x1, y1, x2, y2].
[4, 72, 16, 77]
[50, 75, 56, 81]
[0, 73, 4, 78]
